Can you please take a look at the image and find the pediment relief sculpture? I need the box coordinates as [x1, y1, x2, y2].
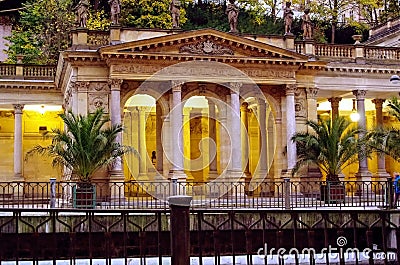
[179, 40, 234, 56]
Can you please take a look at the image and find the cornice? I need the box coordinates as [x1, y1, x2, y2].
[324, 63, 399, 75]
[0, 80, 57, 91]
[103, 52, 306, 66]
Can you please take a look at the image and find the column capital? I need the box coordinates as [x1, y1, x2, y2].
[372, 98, 385, 108]
[229, 82, 242, 93]
[171, 80, 184, 91]
[307, 87, 319, 99]
[353, 89, 367, 99]
[136, 106, 151, 113]
[13, 104, 24, 114]
[286, 84, 296, 95]
[76, 81, 90, 92]
[108, 79, 123, 90]
[328, 97, 342, 108]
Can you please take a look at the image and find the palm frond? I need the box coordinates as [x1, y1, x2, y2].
[26, 108, 136, 182]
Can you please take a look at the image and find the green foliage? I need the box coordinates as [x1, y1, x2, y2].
[6, 0, 75, 64]
[120, 0, 189, 28]
[27, 109, 135, 183]
[87, 9, 111, 30]
[292, 117, 363, 182]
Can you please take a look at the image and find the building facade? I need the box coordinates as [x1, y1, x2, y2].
[0, 27, 399, 191]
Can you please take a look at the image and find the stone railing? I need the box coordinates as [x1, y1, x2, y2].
[0, 64, 55, 80]
[295, 41, 400, 62]
[315, 44, 354, 58]
[23, 65, 56, 78]
[364, 46, 400, 60]
[0, 64, 16, 76]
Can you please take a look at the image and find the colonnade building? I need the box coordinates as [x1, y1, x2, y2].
[1, 27, 400, 188]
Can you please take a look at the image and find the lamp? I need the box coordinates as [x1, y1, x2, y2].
[390, 75, 400, 84]
[350, 99, 360, 122]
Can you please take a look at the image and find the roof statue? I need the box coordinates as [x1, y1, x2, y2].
[226, 0, 239, 33]
[109, 0, 121, 25]
[302, 8, 313, 40]
[170, 0, 181, 29]
[283, 2, 294, 35]
[75, 0, 89, 28]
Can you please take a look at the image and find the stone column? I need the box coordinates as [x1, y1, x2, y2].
[208, 100, 218, 181]
[353, 90, 372, 180]
[328, 97, 342, 120]
[286, 84, 297, 172]
[137, 107, 149, 181]
[240, 102, 250, 179]
[168, 82, 187, 181]
[307, 87, 319, 122]
[219, 102, 229, 174]
[229, 86, 243, 179]
[13, 104, 24, 181]
[372, 99, 390, 179]
[156, 102, 163, 174]
[257, 98, 268, 181]
[108, 79, 124, 182]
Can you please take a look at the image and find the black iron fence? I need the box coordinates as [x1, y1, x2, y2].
[0, 208, 398, 264]
[0, 178, 394, 209]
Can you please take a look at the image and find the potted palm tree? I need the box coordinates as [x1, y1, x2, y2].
[27, 108, 133, 208]
[292, 116, 364, 203]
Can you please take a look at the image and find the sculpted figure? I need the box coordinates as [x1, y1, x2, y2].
[75, 0, 89, 28]
[302, 8, 313, 39]
[283, 2, 294, 35]
[109, 0, 121, 25]
[226, 0, 239, 33]
[169, 0, 181, 29]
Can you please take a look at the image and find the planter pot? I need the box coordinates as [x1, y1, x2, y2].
[73, 184, 96, 209]
[320, 183, 345, 203]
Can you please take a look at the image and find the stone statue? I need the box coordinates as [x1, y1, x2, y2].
[169, 0, 181, 29]
[75, 0, 89, 28]
[108, 0, 121, 25]
[283, 2, 294, 35]
[302, 8, 313, 40]
[226, 0, 239, 33]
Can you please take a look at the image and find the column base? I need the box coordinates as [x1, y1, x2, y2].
[375, 170, 391, 179]
[207, 170, 219, 182]
[355, 170, 373, 197]
[137, 173, 149, 182]
[108, 169, 125, 203]
[13, 173, 24, 182]
[168, 170, 187, 181]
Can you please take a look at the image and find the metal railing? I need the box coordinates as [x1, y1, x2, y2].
[0, 179, 394, 210]
[0, 208, 397, 264]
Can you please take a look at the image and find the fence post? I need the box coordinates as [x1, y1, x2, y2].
[168, 195, 192, 265]
[172, 177, 178, 196]
[387, 177, 394, 209]
[284, 178, 291, 210]
[50, 178, 56, 208]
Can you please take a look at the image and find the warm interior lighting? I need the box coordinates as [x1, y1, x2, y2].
[39, 105, 46, 115]
[350, 99, 360, 122]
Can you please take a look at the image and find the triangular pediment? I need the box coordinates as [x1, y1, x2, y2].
[99, 28, 308, 62]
